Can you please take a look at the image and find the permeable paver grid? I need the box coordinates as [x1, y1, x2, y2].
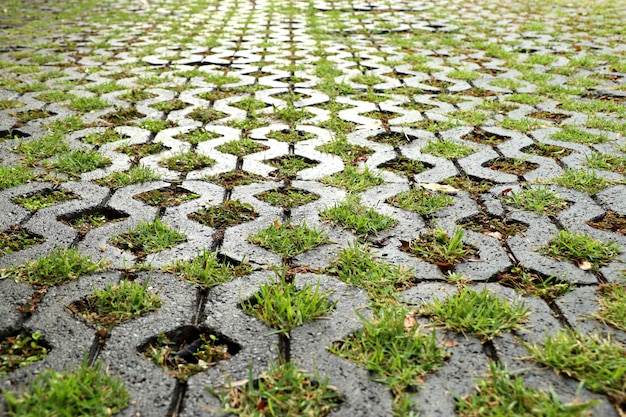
[1, 0, 625, 416]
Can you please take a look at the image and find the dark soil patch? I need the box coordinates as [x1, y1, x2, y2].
[134, 186, 200, 208]
[522, 143, 573, 159]
[485, 157, 539, 176]
[463, 127, 509, 145]
[587, 211, 626, 235]
[189, 200, 259, 229]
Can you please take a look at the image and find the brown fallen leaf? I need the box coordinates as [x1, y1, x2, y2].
[577, 260, 593, 270]
[483, 231, 503, 240]
[399, 239, 411, 251]
[404, 312, 417, 332]
[501, 188, 513, 195]
[273, 219, 282, 228]
[442, 338, 458, 348]
[351, 155, 368, 165]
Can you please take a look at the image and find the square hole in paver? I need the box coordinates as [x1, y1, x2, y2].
[206, 170, 267, 190]
[462, 127, 509, 145]
[138, 325, 240, 381]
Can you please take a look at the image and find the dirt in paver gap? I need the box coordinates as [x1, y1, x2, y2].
[2, 0, 626, 415]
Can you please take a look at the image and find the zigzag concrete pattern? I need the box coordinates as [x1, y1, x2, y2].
[1, 0, 625, 415]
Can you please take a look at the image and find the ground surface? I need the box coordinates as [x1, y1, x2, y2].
[1, 0, 626, 416]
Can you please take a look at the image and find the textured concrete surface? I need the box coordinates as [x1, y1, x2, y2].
[1, 0, 625, 415]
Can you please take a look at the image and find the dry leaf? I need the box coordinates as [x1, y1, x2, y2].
[419, 183, 458, 195]
[442, 338, 458, 348]
[573, 44, 582, 51]
[404, 312, 417, 332]
[273, 219, 282, 228]
[578, 260, 593, 270]
[483, 231, 503, 240]
[351, 155, 368, 165]
[399, 239, 411, 251]
[500, 188, 513, 195]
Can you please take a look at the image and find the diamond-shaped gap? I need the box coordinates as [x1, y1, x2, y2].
[11, 109, 56, 124]
[67, 279, 161, 330]
[163, 250, 253, 290]
[215, 138, 269, 157]
[0, 329, 51, 378]
[459, 211, 528, 240]
[174, 129, 221, 145]
[101, 107, 145, 126]
[60, 208, 129, 236]
[422, 78, 454, 92]
[81, 129, 129, 146]
[255, 187, 320, 209]
[217, 361, 343, 415]
[483, 157, 539, 176]
[239, 278, 336, 334]
[158, 150, 216, 173]
[109, 218, 186, 259]
[442, 175, 495, 197]
[248, 220, 329, 259]
[271, 91, 312, 103]
[134, 186, 200, 209]
[462, 127, 509, 145]
[527, 111, 569, 124]
[0, 129, 30, 141]
[402, 227, 479, 272]
[188, 107, 228, 124]
[265, 155, 319, 179]
[138, 325, 240, 381]
[116, 141, 168, 159]
[188, 200, 259, 230]
[205, 170, 266, 190]
[379, 156, 432, 177]
[0, 225, 44, 256]
[12, 188, 79, 212]
[587, 211, 626, 235]
[521, 143, 573, 159]
[361, 109, 401, 124]
[398, 101, 436, 112]
[149, 99, 190, 113]
[368, 131, 416, 147]
[495, 265, 573, 301]
[266, 129, 316, 143]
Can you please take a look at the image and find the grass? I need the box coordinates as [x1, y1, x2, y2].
[525, 329, 626, 406]
[266, 155, 317, 178]
[163, 250, 252, 290]
[67, 96, 110, 113]
[550, 126, 607, 144]
[455, 361, 598, 417]
[14, 132, 69, 163]
[496, 265, 572, 300]
[0, 247, 109, 286]
[174, 129, 221, 145]
[12, 190, 80, 212]
[94, 166, 160, 189]
[325, 242, 415, 300]
[320, 165, 384, 193]
[44, 149, 111, 178]
[205, 170, 266, 190]
[241, 279, 335, 334]
[593, 284, 626, 332]
[109, 218, 186, 257]
[134, 186, 199, 208]
[82, 129, 126, 146]
[68, 279, 161, 329]
[3, 360, 129, 417]
[63, 209, 127, 234]
[319, 195, 397, 237]
[420, 287, 530, 341]
[143, 332, 231, 381]
[215, 361, 343, 416]
[0, 226, 44, 256]
[386, 187, 454, 215]
[548, 169, 617, 195]
[255, 188, 320, 209]
[541, 230, 621, 271]
[248, 221, 330, 258]
[189, 200, 258, 230]
[502, 187, 569, 216]
[585, 152, 626, 174]
[421, 139, 474, 159]
[159, 150, 215, 173]
[0, 332, 49, 378]
[330, 305, 449, 404]
[216, 138, 269, 157]
[116, 142, 165, 159]
[406, 227, 477, 267]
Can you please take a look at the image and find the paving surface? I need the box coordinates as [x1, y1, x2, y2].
[1, 0, 626, 415]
